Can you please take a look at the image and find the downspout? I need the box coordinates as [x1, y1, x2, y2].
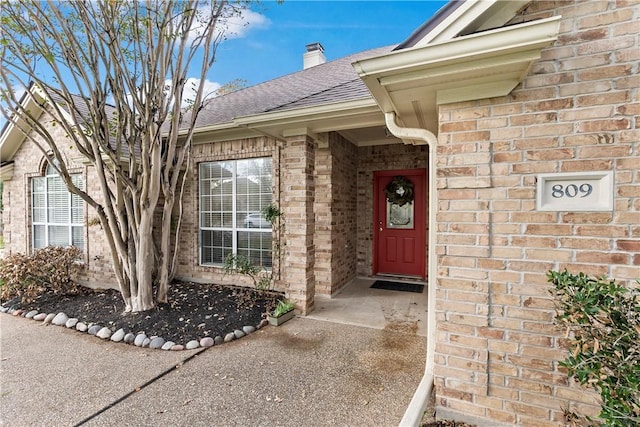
[384, 112, 438, 427]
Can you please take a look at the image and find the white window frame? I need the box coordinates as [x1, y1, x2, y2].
[198, 157, 273, 267]
[31, 162, 84, 250]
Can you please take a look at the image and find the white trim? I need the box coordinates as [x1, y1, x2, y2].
[0, 162, 14, 180]
[186, 98, 379, 138]
[354, 16, 561, 79]
[0, 91, 45, 163]
[383, 113, 438, 427]
[415, 0, 531, 46]
[413, 0, 491, 46]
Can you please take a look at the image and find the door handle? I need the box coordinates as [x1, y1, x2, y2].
[379, 227, 383, 232]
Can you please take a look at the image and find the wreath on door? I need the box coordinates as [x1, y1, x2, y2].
[384, 176, 414, 206]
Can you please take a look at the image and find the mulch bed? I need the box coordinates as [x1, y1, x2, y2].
[2, 281, 281, 344]
[5, 281, 479, 426]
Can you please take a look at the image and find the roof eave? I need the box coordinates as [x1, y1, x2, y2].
[353, 16, 561, 133]
[189, 98, 382, 143]
[0, 161, 15, 181]
[400, 0, 532, 48]
[0, 91, 45, 165]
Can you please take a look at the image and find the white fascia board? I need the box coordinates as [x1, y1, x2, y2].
[0, 162, 15, 180]
[233, 98, 379, 127]
[0, 85, 95, 163]
[415, 0, 496, 45]
[190, 98, 379, 137]
[378, 48, 543, 89]
[414, 0, 531, 46]
[0, 91, 44, 163]
[354, 16, 561, 79]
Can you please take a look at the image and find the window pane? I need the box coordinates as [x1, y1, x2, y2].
[71, 207, 84, 224]
[32, 177, 45, 192]
[200, 230, 233, 265]
[33, 225, 46, 248]
[71, 188, 83, 223]
[236, 157, 272, 229]
[49, 225, 70, 247]
[199, 158, 272, 266]
[72, 226, 84, 249]
[238, 231, 272, 268]
[48, 177, 70, 223]
[31, 169, 84, 251]
[33, 207, 46, 223]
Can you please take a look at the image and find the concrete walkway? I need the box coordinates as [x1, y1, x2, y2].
[1, 313, 426, 426]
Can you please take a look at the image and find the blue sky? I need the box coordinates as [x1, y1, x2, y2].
[203, 1, 448, 90]
[0, 1, 448, 129]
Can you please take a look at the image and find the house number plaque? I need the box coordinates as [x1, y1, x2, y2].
[536, 171, 613, 212]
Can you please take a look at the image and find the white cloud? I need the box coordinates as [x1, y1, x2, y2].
[165, 77, 221, 108]
[182, 77, 220, 107]
[186, 7, 269, 43]
[223, 9, 270, 40]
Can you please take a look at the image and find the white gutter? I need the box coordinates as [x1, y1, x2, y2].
[180, 98, 380, 137]
[384, 112, 438, 427]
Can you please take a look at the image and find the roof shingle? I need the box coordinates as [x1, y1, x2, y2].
[189, 45, 395, 128]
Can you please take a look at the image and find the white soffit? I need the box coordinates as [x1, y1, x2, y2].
[353, 16, 561, 131]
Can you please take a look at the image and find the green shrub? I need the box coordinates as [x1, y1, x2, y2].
[223, 253, 273, 292]
[0, 246, 83, 303]
[549, 270, 640, 426]
[272, 299, 294, 317]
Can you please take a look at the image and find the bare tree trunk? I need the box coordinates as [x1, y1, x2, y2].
[1, 0, 235, 312]
[157, 194, 173, 304]
[132, 211, 156, 312]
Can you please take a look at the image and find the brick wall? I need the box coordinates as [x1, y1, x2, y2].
[356, 143, 429, 276]
[314, 132, 358, 295]
[434, 1, 639, 425]
[2, 112, 116, 288]
[177, 137, 277, 288]
[184, 134, 317, 314]
[282, 134, 316, 313]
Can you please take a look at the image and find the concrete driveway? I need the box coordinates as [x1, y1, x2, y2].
[1, 313, 426, 426]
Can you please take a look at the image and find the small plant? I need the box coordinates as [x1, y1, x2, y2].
[261, 203, 282, 224]
[223, 253, 273, 292]
[271, 299, 294, 318]
[0, 246, 84, 303]
[549, 270, 640, 427]
[224, 203, 283, 293]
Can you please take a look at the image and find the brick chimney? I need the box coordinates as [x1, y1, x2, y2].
[303, 42, 326, 69]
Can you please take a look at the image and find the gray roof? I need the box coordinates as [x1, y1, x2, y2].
[190, 45, 395, 128]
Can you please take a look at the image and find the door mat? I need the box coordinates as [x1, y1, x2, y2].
[370, 280, 424, 293]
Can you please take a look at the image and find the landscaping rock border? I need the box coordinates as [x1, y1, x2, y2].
[0, 304, 271, 351]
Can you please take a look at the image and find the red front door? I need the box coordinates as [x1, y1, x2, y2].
[374, 169, 426, 278]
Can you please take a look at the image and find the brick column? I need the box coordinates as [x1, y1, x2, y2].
[282, 133, 316, 314]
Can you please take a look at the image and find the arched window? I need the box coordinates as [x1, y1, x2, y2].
[31, 161, 84, 249]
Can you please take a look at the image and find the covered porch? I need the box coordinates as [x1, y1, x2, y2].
[308, 276, 428, 337]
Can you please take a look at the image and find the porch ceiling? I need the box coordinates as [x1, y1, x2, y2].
[353, 16, 562, 142]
